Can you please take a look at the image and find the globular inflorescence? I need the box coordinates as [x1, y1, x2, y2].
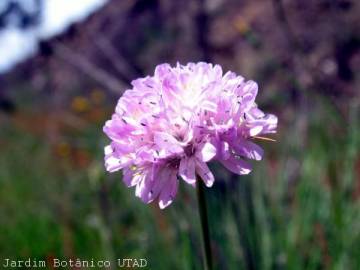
[103, 62, 277, 208]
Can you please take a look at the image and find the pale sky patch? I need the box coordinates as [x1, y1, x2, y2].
[0, 0, 108, 73]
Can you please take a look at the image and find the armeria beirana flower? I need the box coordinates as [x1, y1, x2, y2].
[103, 62, 277, 209]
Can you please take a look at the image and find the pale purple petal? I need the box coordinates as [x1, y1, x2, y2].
[220, 141, 231, 160]
[232, 141, 264, 161]
[122, 167, 135, 187]
[154, 132, 184, 155]
[179, 157, 196, 184]
[135, 168, 156, 203]
[144, 165, 168, 201]
[105, 155, 132, 172]
[159, 171, 179, 209]
[196, 142, 217, 162]
[196, 160, 215, 187]
[220, 155, 252, 175]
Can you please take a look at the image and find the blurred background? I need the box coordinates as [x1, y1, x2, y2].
[0, 0, 359, 269]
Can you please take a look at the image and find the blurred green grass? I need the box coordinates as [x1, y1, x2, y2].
[0, 92, 359, 270]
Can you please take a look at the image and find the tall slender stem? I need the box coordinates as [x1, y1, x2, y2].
[196, 178, 213, 270]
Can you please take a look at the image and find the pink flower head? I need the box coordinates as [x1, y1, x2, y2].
[103, 62, 277, 209]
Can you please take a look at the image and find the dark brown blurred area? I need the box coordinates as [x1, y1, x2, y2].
[1, 0, 359, 111]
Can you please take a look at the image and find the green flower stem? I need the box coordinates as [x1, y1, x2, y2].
[196, 178, 213, 270]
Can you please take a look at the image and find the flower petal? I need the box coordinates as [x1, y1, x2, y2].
[233, 141, 263, 161]
[135, 169, 155, 203]
[241, 81, 258, 111]
[196, 142, 217, 162]
[220, 155, 252, 175]
[105, 155, 131, 172]
[220, 141, 231, 160]
[159, 171, 179, 209]
[249, 125, 263, 137]
[154, 132, 183, 155]
[145, 165, 170, 201]
[122, 167, 134, 187]
[179, 157, 196, 184]
[196, 160, 215, 187]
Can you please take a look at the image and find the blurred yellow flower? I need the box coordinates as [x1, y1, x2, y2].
[55, 142, 71, 158]
[71, 96, 90, 112]
[234, 17, 250, 35]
